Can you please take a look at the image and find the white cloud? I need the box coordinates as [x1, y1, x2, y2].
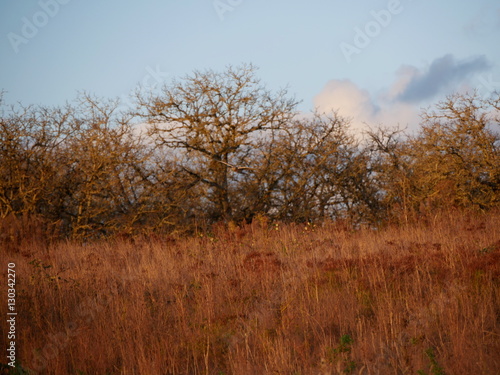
[313, 78, 420, 137]
[313, 54, 492, 137]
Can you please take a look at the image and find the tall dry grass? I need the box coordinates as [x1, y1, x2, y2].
[1, 210, 499, 374]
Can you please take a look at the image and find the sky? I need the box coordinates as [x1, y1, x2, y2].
[1, 0, 499, 134]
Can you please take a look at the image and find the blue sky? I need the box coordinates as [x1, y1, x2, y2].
[1, 0, 499, 132]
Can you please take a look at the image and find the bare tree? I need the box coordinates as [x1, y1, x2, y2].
[367, 92, 500, 222]
[260, 112, 380, 223]
[414, 92, 500, 210]
[0, 94, 73, 219]
[136, 64, 298, 222]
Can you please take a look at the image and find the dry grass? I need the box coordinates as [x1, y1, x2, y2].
[1, 210, 499, 374]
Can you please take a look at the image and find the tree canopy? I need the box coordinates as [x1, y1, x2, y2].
[0, 67, 499, 240]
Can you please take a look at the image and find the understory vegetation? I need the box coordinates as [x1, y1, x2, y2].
[1, 210, 499, 374]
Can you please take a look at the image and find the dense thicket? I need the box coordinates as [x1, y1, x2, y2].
[1, 65, 499, 239]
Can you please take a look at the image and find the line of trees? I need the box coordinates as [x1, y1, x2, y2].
[1, 64, 499, 239]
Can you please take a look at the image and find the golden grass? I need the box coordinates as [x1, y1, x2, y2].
[1, 210, 499, 374]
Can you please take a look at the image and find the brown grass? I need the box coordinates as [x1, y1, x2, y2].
[1, 210, 499, 374]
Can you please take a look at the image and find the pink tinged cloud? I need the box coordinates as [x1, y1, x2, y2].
[313, 79, 419, 136]
[313, 54, 491, 136]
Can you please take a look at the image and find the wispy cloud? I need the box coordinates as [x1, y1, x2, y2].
[395, 54, 490, 103]
[313, 54, 492, 135]
[463, 6, 500, 34]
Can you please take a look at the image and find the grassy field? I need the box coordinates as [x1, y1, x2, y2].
[1, 211, 499, 374]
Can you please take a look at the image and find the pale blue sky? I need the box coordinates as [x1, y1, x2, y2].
[1, 0, 499, 129]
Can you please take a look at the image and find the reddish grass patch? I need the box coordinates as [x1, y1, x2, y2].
[1, 210, 499, 374]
